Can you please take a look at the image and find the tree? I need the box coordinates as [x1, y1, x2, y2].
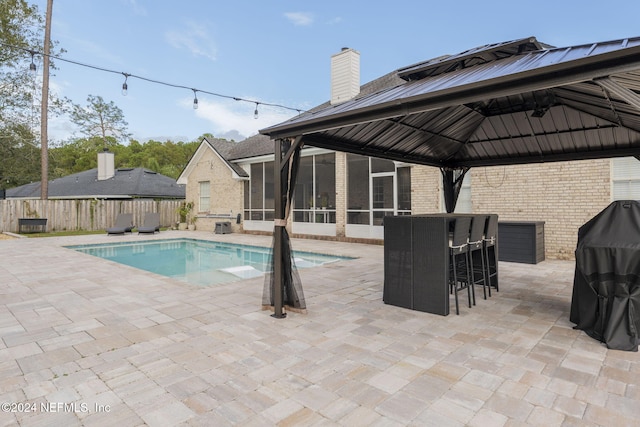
[0, 0, 70, 189]
[0, 1, 44, 189]
[0, 123, 40, 186]
[0, 0, 41, 135]
[70, 95, 131, 148]
[0, 0, 67, 128]
[47, 136, 203, 182]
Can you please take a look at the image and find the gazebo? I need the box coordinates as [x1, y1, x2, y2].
[260, 36, 640, 318]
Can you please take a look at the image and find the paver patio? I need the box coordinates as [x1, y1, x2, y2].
[0, 231, 638, 426]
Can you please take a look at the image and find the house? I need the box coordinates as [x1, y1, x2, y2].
[7, 150, 185, 200]
[178, 38, 640, 259]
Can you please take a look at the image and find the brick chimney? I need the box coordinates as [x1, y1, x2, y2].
[97, 148, 115, 180]
[331, 47, 360, 105]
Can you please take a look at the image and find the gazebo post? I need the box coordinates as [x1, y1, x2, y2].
[268, 136, 305, 318]
[272, 138, 286, 318]
[441, 167, 470, 213]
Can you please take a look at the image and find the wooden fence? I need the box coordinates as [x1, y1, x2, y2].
[0, 199, 184, 233]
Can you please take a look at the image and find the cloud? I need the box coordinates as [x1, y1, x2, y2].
[166, 22, 217, 61]
[124, 0, 147, 16]
[284, 12, 314, 26]
[179, 97, 297, 140]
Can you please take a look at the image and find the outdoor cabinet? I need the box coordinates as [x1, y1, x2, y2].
[498, 221, 545, 264]
[215, 221, 231, 234]
[383, 215, 451, 316]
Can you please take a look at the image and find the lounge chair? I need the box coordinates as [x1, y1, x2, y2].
[106, 213, 134, 235]
[137, 212, 161, 234]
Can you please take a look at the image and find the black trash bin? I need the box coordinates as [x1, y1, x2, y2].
[570, 200, 640, 351]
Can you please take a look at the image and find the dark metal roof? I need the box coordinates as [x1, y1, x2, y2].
[397, 37, 546, 81]
[260, 36, 640, 168]
[6, 167, 185, 199]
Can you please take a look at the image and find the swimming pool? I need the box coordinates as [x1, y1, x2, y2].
[66, 238, 352, 286]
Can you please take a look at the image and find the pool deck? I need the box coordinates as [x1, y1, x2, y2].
[0, 230, 639, 426]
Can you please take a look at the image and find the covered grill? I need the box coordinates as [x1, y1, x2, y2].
[570, 200, 640, 351]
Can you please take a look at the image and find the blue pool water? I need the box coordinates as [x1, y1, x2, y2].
[66, 239, 352, 286]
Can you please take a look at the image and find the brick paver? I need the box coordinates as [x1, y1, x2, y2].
[0, 230, 639, 426]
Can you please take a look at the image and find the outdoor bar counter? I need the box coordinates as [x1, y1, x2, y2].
[383, 213, 497, 316]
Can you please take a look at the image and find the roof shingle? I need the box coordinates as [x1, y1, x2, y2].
[7, 167, 185, 199]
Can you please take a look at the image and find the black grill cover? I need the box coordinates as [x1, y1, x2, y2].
[570, 200, 640, 351]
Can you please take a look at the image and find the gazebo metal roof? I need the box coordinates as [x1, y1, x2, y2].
[261, 36, 640, 168]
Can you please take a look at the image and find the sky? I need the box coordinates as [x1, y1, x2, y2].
[27, 0, 640, 144]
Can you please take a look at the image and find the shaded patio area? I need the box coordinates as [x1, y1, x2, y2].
[0, 231, 639, 426]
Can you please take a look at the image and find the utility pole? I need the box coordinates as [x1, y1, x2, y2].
[40, 0, 53, 199]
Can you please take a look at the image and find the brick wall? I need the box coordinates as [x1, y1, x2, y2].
[184, 146, 614, 259]
[335, 152, 347, 237]
[410, 165, 443, 213]
[472, 159, 611, 259]
[185, 148, 245, 233]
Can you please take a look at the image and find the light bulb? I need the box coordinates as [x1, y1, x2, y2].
[29, 51, 36, 74]
[121, 74, 129, 96]
[254, 104, 259, 119]
[193, 97, 198, 109]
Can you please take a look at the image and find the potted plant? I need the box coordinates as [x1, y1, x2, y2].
[188, 215, 198, 231]
[176, 202, 193, 230]
[320, 193, 329, 209]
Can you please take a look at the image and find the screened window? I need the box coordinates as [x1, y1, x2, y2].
[397, 167, 411, 214]
[454, 173, 472, 213]
[347, 154, 370, 224]
[347, 154, 411, 224]
[264, 162, 274, 220]
[244, 161, 274, 221]
[440, 172, 472, 213]
[292, 153, 336, 223]
[612, 157, 640, 200]
[371, 157, 395, 173]
[199, 181, 210, 212]
[294, 156, 314, 210]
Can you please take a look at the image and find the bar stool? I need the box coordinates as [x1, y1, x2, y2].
[483, 215, 499, 292]
[449, 216, 472, 315]
[468, 215, 488, 300]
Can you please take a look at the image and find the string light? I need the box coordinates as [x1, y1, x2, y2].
[29, 51, 36, 74]
[1, 41, 306, 118]
[121, 73, 129, 96]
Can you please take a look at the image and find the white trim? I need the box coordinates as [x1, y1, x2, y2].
[292, 222, 336, 237]
[234, 147, 334, 167]
[237, 153, 274, 165]
[346, 224, 384, 239]
[243, 220, 274, 233]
